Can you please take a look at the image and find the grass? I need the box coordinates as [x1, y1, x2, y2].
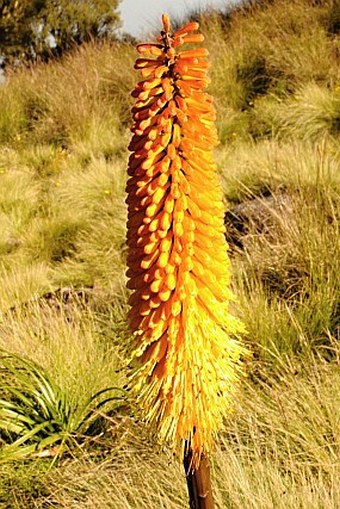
[0, 349, 125, 464]
[214, 355, 340, 509]
[0, 0, 339, 506]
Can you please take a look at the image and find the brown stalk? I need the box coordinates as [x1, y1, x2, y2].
[184, 449, 215, 509]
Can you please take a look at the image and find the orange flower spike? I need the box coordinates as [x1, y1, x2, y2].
[126, 14, 248, 469]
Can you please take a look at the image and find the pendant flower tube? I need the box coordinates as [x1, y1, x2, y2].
[126, 14, 248, 468]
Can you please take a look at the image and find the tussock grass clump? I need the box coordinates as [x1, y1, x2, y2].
[0, 155, 127, 309]
[218, 138, 340, 202]
[0, 263, 52, 312]
[0, 350, 125, 463]
[219, 138, 340, 359]
[214, 355, 340, 509]
[277, 83, 340, 139]
[200, 0, 340, 143]
[0, 41, 135, 147]
[2, 355, 340, 508]
[0, 300, 124, 398]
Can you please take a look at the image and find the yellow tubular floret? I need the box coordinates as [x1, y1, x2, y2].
[126, 13, 248, 469]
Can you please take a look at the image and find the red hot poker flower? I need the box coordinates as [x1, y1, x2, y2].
[126, 13, 248, 468]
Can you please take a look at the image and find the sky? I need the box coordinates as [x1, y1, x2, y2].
[119, 0, 239, 37]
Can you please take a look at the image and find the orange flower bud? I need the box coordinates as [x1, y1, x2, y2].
[162, 13, 171, 32]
